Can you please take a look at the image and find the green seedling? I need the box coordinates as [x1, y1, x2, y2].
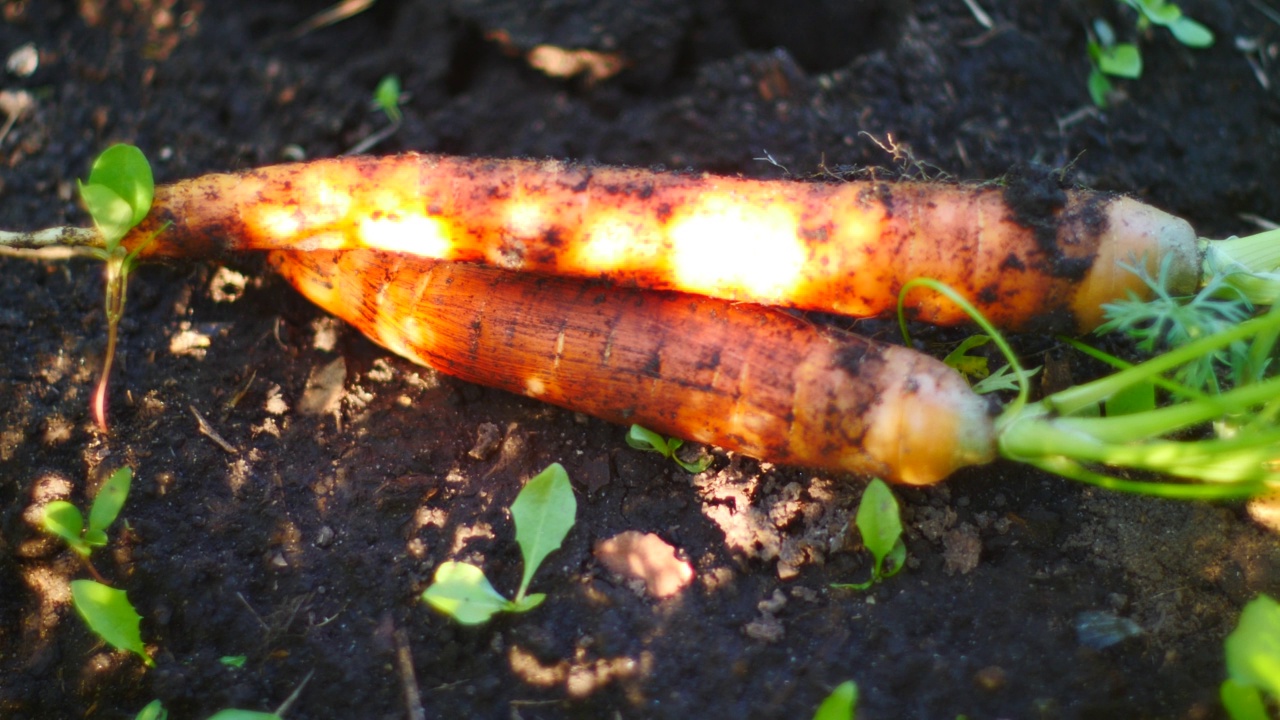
[1087, 0, 1212, 106]
[423, 463, 577, 624]
[220, 655, 248, 668]
[1087, 19, 1142, 107]
[42, 467, 152, 665]
[42, 465, 132, 560]
[135, 700, 167, 720]
[71, 579, 152, 666]
[373, 74, 403, 125]
[1221, 594, 1280, 720]
[77, 144, 166, 431]
[626, 424, 712, 473]
[347, 74, 405, 154]
[832, 479, 906, 590]
[812, 680, 859, 720]
[1120, 0, 1214, 47]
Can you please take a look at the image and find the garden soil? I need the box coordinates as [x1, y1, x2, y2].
[2, 1, 1279, 718]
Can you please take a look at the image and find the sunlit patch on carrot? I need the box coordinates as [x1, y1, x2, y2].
[576, 212, 655, 271]
[667, 194, 805, 298]
[255, 206, 302, 239]
[525, 377, 548, 396]
[504, 200, 547, 241]
[358, 214, 452, 257]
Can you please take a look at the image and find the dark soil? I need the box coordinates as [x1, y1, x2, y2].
[2, 1, 1279, 718]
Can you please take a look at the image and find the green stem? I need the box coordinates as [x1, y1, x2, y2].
[1201, 228, 1280, 305]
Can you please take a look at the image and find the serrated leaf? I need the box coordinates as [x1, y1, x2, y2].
[856, 479, 903, 564]
[43, 501, 91, 557]
[422, 561, 511, 625]
[134, 700, 168, 720]
[89, 466, 132, 536]
[813, 680, 859, 720]
[86, 144, 154, 228]
[511, 463, 577, 599]
[79, 182, 134, 246]
[1099, 44, 1142, 79]
[205, 711, 284, 720]
[70, 579, 152, 666]
[1169, 17, 1213, 47]
[1225, 595, 1280, 699]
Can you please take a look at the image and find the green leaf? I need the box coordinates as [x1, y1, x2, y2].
[626, 424, 671, 454]
[42, 500, 86, 551]
[881, 539, 907, 579]
[1225, 595, 1280, 699]
[1137, 0, 1182, 26]
[508, 592, 547, 614]
[88, 466, 132, 537]
[944, 335, 992, 380]
[1104, 377, 1156, 416]
[813, 680, 859, 720]
[205, 712, 284, 720]
[134, 700, 168, 720]
[1169, 17, 1213, 47]
[855, 479, 904, 574]
[1098, 44, 1142, 79]
[373, 74, 403, 124]
[86, 144, 154, 228]
[511, 463, 577, 600]
[70, 579, 152, 666]
[1087, 67, 1112, 108]
[1221, 679, 1268, 720]
[220, 655, 247, 668]
[78, 182, 135, 246]
[422, 561, 512, 625]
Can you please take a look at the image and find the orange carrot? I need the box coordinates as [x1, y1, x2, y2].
[123, 154, 1199, 333]
[267, 250, 997, 485]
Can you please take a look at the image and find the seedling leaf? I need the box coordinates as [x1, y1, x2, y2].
[626, 425, 712, 472]
[509, 592, 547, 613]
[511, 463, 576, 600]
[220, 655, 248, 668]
[134, 700, 168, 720]
[1098, 44, 1142, 79]
[813, 680, 859, 720]
[78, 183, 135, 246]
[422, 561, 512, 625]
[856, 479, 904, 572]
[373, 74, 403, 124]
[42, 500, 89, 556]
[88, 466, 132, 537]
[1169, 17, 1213, 47]
[70, 579, 152, 666]
[1224, 595, 1280, 700]
[1088, 67, 1112, 107]
[206, 712, 284, 720]
[86, 144, 154, 228]
[1220, 678, 1268, 720]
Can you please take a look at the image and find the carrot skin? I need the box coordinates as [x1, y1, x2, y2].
[127, 154, 1198, 333]
[268, 250, 997, 485]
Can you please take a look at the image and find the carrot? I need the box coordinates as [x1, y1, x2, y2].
[266, 249, 998, 485]
[117, 153, 1207, 333]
